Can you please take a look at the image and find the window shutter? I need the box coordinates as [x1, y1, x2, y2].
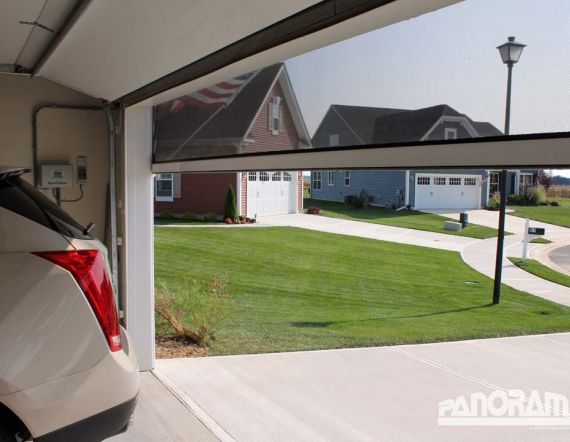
[268, 100, 273, 130]
[279, 103, 284, 132]
[173, 173, 181, 198]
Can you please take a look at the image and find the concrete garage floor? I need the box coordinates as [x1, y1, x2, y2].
[155, 333, 570, 442]
[109, 373, 217, 442]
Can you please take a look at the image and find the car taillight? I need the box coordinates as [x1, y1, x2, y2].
[33, 250, 122, 352]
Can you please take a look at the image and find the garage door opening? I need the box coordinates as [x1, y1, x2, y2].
[151, 167, 570, 360]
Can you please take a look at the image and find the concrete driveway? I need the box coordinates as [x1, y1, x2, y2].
[428, 209, 569, 242]
[260, 213, 478, 252]
[156, 333, 570, 442]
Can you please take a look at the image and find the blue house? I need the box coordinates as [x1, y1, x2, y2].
[310, 104, 537, 210]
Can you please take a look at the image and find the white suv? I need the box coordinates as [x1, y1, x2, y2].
[0, 167, 139, 441]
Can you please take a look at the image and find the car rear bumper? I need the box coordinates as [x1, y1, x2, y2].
[34, 394, 138, 442]
[0, 328, 139, 439]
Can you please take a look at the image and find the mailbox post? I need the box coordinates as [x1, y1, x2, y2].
[522, 218, 546, 262]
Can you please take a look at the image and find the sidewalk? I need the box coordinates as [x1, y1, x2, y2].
[461, 235, 570, 306]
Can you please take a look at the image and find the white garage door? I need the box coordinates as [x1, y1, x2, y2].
[247, 171, 297, 217]
[414, 174, 481, 210]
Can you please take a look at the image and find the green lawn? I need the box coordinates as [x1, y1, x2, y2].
[508, 198, 570, 228]
[509, 257, 570, 288]
[155, 227, 570, 355]
[305, 198, 498, 239]
[530, 237, 552, 244]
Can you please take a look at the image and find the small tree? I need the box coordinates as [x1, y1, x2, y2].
[538, 169, 553, 196]
[224, 185, 238, 220]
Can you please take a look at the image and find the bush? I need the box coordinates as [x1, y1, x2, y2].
[183, 211, 196, 221]
[507, 194, 523, 205]
[549, 200, 560, 206]
[204, 212, 218, 222]
[158, 210, 175, 219]
[224, 186, 238, 221]
[508, 188, 547, 206]
[155, 275, 232, 346]
[486, 195, 501, 211]
[347, 189, 375, 209]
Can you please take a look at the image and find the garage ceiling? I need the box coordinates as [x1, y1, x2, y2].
[37, 0, 321, 100]
[0, 0, 459, 102]
[0, 0, 78, 73]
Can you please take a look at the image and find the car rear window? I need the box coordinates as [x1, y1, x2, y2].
[0, 175, 92, 240]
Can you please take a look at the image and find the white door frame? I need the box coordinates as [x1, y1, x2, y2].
[124, 106, 155, 371]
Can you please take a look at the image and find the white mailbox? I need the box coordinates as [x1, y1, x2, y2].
[40, 164, 73, 188]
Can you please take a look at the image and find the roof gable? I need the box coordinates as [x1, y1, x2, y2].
[332, 105, 407, 143]
[155, 62, 311, 150]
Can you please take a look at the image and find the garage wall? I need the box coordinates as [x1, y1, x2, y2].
[0, 74, 108, 240]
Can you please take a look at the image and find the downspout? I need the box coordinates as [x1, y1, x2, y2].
[32, 103, 121, 307]
[404, 170, 410, 207]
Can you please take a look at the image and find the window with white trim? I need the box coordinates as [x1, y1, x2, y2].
[260, 172, 270, 182]
[312, 171, 322, 190]
[434, 177, 446, 185]
[328, 171, 335, 186]
[155, 173, 174, 201]
[248, 171, 257, 181]
[272, 171, 282, 181]
[269, 97, 282, 135]
[344, 171, 351, 187]
[464, 177, 477, 186]
[449, 177, 462, 186]
[519, 173, 533, 191]
[489, 172, 500, 194]
[444, 128, 458, 140]
[417, 176, 430, 185]
[283, 172, 292, 182]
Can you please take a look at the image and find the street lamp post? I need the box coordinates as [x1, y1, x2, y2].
[493, 36, 526, 305]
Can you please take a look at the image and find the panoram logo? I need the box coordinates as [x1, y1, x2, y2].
[438, 390, 570, 426]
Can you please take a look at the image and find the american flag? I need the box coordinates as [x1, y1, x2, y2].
[168, 71, 257, 113]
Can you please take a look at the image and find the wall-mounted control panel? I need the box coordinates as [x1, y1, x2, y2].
[40, 164, 73, 188]
[77, 156, 87, 184]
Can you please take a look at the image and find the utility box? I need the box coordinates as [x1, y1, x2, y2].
[40, 164, 73, 188]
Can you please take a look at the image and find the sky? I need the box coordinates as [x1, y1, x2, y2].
[285, 0, 570, 176]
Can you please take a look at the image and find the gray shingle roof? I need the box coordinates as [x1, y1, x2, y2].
[371, 104, 464, 144]
[155, 63, 282, 144]
[331, 105, 407, 143]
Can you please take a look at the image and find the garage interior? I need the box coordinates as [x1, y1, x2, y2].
[1, 0, 570, 439]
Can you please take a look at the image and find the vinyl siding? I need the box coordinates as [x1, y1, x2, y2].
[243, 82, 300, 153]
[311, 170, 406, 207]
[155, 172, 236, 215]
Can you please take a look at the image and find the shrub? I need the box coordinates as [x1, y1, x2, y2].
[307, 206, 320, 215]
[204, 212, 218, 222]
[549, 200, 560, 206]
[508, 188, 547, 206]
[507, 194, 523, 205]
[486, 195, 501, 211]
[155, 275, 232, 346]
[351, 195, 364, 209]
[224, 186, 238, 221]
[183, 211, 196, 221]
[159, 210, 175, 219]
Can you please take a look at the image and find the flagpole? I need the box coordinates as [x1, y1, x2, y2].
[164, 70, 260, 161]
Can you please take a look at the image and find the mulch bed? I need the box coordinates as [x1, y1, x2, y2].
[155, 335, 210, 359]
